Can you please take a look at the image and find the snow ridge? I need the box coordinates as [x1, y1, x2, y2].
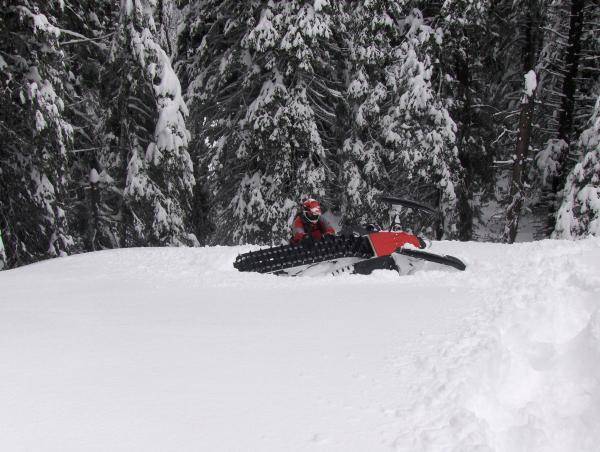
[399, 239, 600, 451]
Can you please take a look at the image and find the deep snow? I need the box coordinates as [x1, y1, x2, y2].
[1, 239, 599, 451]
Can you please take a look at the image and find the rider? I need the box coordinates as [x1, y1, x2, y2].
[290, 198, 335, 245]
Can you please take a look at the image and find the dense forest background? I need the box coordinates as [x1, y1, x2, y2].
[1, 0, 599, 270]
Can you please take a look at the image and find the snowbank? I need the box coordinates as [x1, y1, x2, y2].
[1, 239, 599, 451]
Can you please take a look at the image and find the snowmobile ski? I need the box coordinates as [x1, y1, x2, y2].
[330, 249, 466, 276]
[396, 248, 466, 271]
[349, 255, 397, 275]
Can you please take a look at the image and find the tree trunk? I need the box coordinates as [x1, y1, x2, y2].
[87, 156, 101, 251]
[504, 84, 536, 243]
[504, 2, 540, 243]
[115, 67, 132, 248]
[455, 51, 474, 241]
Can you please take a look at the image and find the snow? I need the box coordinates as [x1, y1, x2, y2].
[1, 239, 599, 451]
[124, 0, 133, 16]
[313, 0, 329, 12]
[16, 7, 61, 37]
[89, 168, 100, 184]
[0, 232, 5, 270]
[524, 70, 537, 98]
[243, 7, 278, 52]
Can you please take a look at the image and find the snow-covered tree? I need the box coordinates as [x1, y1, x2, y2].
[536, 0, 599, 234]
[102, 0, 197, 247]
[3, 0, 600, 271]
[339, 0, 397, 226]
[501, 0, 545, 243]
[55, 0, 118, 251]
[342, 3, 464, 238]
[504, 68, 539, 243]
[177, 0, 259, 241]
[0, 230, 6, 270]
[179, 0, 344, 244]
[0, 0, 74, 267]
[553, 95, 600, 238]
[437, 0, 494, 240]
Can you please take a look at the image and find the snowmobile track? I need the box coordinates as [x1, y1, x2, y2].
[233, 235, 374, 274]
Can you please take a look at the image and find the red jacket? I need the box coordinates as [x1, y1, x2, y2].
[290, 214, 335, 244]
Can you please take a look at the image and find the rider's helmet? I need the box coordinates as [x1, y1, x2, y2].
[302, 198, 322, 223]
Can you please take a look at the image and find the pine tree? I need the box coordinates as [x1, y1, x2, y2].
[0, 229, 6, 270]
[437, 0, 494, 240]
[502, 0, 544, 243]
[58, 0, 119, 251]
[340, 0, 398, 226]
[553, 95, 600, 238]
[0, 0, 74, 268]
[102, 0, 197, 247]
[179, 0, 344, 244]
[177, 0, 262, 242]
[536, 0, 599, 235]
[342, 3, 464, 238]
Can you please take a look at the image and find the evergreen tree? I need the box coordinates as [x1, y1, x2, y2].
[502, 0, 544, 243]
[102, 0, 197, 247]
[340, 0, 398, 226]
[437, 0, 494, 240]
[0, 230, 6, 270]
[0, 0, 74, 267]
[3, 0, 600, 271]
[536, 0, 599, 234]
[177, 0, 262, 242]
[342, 3, 464, 238]
[553, 95, 600, 238]
[179, 0, 344, 244]
[58, 0, 118, 251]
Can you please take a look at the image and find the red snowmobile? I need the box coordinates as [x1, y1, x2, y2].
[233, 197, 466, 277]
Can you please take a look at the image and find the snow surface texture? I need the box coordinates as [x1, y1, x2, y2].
[1, 239, 599, 451]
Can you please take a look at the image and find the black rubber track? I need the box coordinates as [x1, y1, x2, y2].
[233, 235, 374, 274]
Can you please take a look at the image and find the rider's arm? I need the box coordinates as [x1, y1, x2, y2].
[290, 216, 307, 244]
[319, 216, 335, 236]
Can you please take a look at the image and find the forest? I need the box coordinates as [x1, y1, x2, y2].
[1, 0, 599, 270]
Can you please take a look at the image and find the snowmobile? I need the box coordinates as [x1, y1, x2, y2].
[233, 196, 466, 277]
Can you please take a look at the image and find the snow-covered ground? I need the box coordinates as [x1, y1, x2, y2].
[1, 239, 599, 451]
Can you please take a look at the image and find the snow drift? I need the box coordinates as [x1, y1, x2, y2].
[1, 238, 599, 451]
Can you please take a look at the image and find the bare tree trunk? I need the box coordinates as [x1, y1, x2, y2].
[87, 156, 101, 251]
[117, 81, 130, 248]
[504, 82, 537, 243]
[455, 51, 474, 241]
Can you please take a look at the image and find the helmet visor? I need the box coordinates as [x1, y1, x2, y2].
[305, 206, 321, 222]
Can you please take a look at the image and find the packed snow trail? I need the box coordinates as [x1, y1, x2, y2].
[1, 239, 599, 451]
